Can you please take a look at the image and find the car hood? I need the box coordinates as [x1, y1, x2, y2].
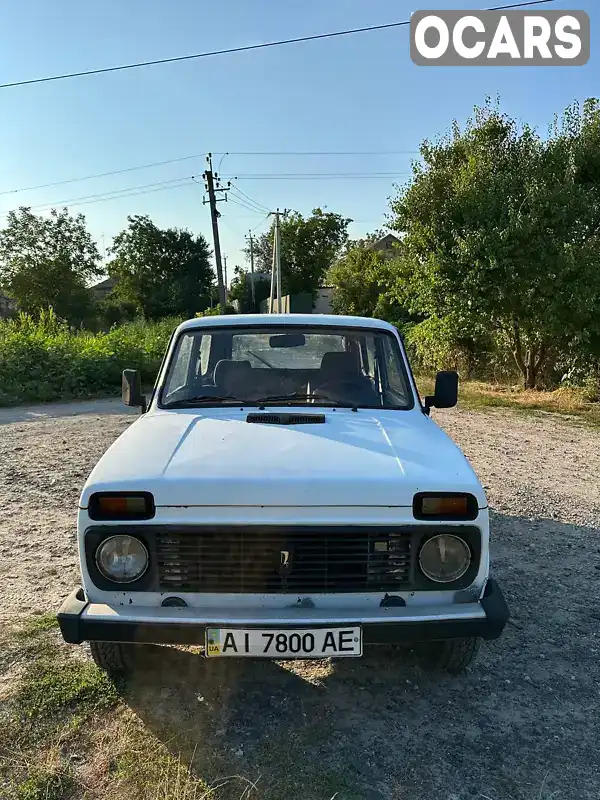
[80, 408, 486, 508]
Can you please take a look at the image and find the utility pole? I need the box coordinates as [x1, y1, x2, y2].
[203, 154, 230, 307]
[245, 231, 256, 310]
[268, 209, 289, 313]
[275, 210, 282, 314]
[269, 230, 276, 314]
[223, 255, 228, 303]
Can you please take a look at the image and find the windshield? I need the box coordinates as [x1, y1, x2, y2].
[159, 325, 414, 409]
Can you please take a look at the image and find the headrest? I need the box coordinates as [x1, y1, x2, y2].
[214, 360, 252, 392]
[319, 351, 359, 381]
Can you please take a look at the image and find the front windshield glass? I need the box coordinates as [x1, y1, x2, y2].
[159, 325, 414, 409]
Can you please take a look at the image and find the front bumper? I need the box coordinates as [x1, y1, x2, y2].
[57, 579, 509, 646]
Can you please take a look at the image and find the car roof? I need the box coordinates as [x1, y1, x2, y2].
[176, 313, 398, 334]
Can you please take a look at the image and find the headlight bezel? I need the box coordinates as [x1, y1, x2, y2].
[418, 533, 472, 584]
[411, 526, 482, 590]
[95, 534, 150, 584]
[84, 527, 156, 591]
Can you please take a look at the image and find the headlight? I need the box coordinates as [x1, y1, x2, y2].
[95, 535, 149, 583]
[418, 534, 471, 583]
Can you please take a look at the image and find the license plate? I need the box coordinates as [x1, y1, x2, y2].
[205, 627, 362, 658]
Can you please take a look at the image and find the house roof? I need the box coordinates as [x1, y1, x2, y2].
[369, 233, 401, 249]
[92, 276, 117, 290]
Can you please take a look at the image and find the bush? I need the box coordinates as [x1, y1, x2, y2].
[0, 310, 181, 406]
[404, 315, 518, 383]
[195, 303, 236, 317]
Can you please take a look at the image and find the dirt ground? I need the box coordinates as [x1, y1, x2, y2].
[0, 400, 599, 799]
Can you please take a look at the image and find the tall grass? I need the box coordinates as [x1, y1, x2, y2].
[0, 309, 180, 406]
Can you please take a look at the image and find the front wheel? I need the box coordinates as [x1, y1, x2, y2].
[426, 637, 481, 673]
[89, 641, 137, 677]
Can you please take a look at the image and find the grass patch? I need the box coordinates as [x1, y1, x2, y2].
[16, 653, 118, 720]
[14, 612, 60, 639]
[1, 621, 263, 800]
[14, 766, 74, 800]
[417, 376, 600, 426]
[0, 614, 120, 799]
[10, 611, 117, 721]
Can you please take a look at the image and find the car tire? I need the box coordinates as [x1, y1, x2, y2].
[429, 637, 481, 673]
[89, 641, 136, 677]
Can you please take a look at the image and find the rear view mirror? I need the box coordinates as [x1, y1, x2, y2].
[269, 333, 306, 348]
[424, 371, 458, 414]
[122, 369, 147, 412]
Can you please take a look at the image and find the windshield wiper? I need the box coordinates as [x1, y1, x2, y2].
[163, 395, 241, 408]
[251, 392, 352, 407]
[164, 392, 357, 409]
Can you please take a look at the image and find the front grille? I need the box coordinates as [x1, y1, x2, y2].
[155, 527, 412, 593]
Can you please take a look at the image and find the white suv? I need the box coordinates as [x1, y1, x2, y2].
[57, 314, 508, 674]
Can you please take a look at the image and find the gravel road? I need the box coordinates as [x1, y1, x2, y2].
[1, 400, 599, 799]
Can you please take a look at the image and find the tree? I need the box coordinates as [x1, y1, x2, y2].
[108, 215, 214, 319]
[244, 208, 351, 299]
[0, 207, 101, 325]
[328, 244, 394, 318]
[228, 266, 271, 313]
[389, 99, 600, 389]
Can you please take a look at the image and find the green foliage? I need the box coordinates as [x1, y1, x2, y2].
[405, 315, 500, 378]
[1, 615, 120, 800]
[0, 310, 179, 406]
[327, 244, 406, 320]
[0, 207, 101, 326]
[389, 98, 600, 389]
[95, 295, 138, 329]
[228, 267, 270, 312]
[244, 208, 351, 298]
[195, 303, 236, 317]
[15, 768, 74, 800]
[17, 654, 118, 719]
[109, 215, 214, 319]
[15, 613, 60, 639]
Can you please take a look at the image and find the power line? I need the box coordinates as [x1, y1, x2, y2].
[0, 0, 556, 90]
[68, 179, 198, 209]
[227, 172, 408, 176]
[225, 195, 268, 216]
[0, 170, 407, 216]
[22, 176, 198, 211]
[0, 154, 206, 197]
[250, 214, 272, 233]
[0, 177, 198, 215]
[228, 184, 271, 214]
[231, 184, 269, 211]
[0, 151, 417, 197]
[221, 151, 419, 156]
[223, 173, 411, 181]
[227, 189, 268, 214]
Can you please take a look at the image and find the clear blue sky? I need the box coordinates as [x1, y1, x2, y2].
[0, 0, 597, 281]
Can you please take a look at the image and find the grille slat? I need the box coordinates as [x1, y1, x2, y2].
[155, 528, 412, 594]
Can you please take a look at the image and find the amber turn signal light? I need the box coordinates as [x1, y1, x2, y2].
[88, 492, 155, 520]
[413, 492, 477, 520]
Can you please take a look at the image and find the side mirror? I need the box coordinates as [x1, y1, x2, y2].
[424, 370, 458, 415]
[122, 369, 147, 413]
